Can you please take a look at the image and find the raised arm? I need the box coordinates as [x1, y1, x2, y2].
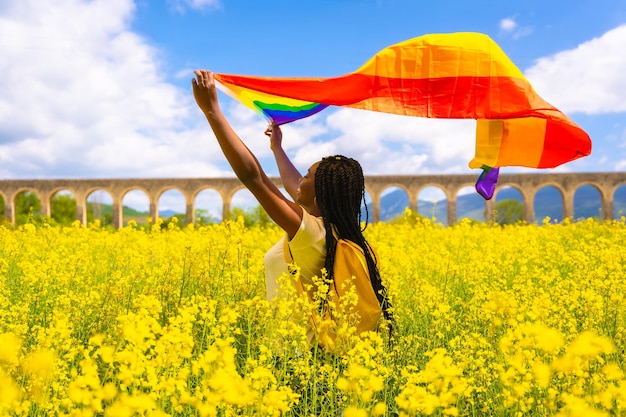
[265, 122, 301, 201]
[192, 70, 303, 237]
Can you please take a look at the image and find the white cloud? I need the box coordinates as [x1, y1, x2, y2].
[188, 0, 221, 10]
[525, 24, 626, 114]
[500, 18, 517, 32]
[0, 0, 225, 179]
[168, 0, 221, 13]
[498, 16, 532, 39]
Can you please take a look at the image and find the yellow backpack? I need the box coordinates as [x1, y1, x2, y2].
[284, 237, 383, 352]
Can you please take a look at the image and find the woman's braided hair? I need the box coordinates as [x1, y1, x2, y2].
[314, 155, 392, 321]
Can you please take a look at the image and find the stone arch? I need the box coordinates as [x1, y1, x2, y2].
[455, 185, 485, 222]
[573, 183, 603, 221]
[193, 187, 224, 224]
[495, 182, 524, 196]
[50, 189, 78, 226]
[613, 183, 626, 220]
[49, 185, 78, 199]
[120, 187, 150, 226]
[230, 188, 258, 220]
[447, 180, 480, 225]
[418, 184, 452, 202]
[156, 187, 187, 222]
[534, 184, 564, 224]
[86, 189, 114, 226]
[498, 182, 533, 223]
[417, 185, 448, 225]
[494, 185, 525, 224]
[379, 184, 412, 222]
[219, 184, 245, 220]
[13, 188, 42, 225]
[0, 191, 5, 223]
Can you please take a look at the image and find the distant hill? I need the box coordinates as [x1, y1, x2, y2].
[157, 209, 179, 218]
[87, 203, 179, 220]
[375, 185, 626, 224]
[88, 202, 149, 217]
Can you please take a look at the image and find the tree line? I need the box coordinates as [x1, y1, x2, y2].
[0, 191, 278, 228]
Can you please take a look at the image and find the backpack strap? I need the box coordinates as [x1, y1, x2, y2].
[282, 236, 307, 292]
[282, 236, 295, 271]
[332, 239, 382, 333]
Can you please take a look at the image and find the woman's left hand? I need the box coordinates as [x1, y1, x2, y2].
[265, 121, 283, 152]
[192, 70, 220, 115]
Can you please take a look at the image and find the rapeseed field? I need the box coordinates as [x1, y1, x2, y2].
[1, 212, 625, 416]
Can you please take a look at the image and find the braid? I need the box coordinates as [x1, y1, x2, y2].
[315, 155, 392, 322]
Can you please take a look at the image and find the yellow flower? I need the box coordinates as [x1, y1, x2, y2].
[22, 348, 56, 380]
[344, 406, 368, 417]
[568, 331, 615, 357]
[96, 345, 116, 364]
[0, 333, 22, 366]
[555, 394, 609, 417]
[372, 402, 387, 416]
[534, 363, 552, 388]
[602, 363, 623, 381]
[0, 373, 21, 409]
[2, 212, 626, 415]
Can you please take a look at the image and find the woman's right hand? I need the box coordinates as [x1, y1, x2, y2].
[265, 121, 283, 152]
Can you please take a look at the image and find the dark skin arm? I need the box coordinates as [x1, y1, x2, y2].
[265, 122, 301, 201]
[192, 70, 302, 238]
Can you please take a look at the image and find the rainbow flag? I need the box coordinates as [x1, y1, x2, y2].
[214, 32, 591, 170]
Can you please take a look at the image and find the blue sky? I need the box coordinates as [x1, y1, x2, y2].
[1, 0, 625, 211]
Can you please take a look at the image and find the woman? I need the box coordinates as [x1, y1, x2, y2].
[192, 70, 390, 340]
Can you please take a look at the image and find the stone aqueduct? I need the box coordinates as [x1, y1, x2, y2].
[1, 172, 625, 228]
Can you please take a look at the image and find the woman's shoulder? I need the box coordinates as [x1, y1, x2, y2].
[300, 207, 324, 227]
[289, 207, 325, 248]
